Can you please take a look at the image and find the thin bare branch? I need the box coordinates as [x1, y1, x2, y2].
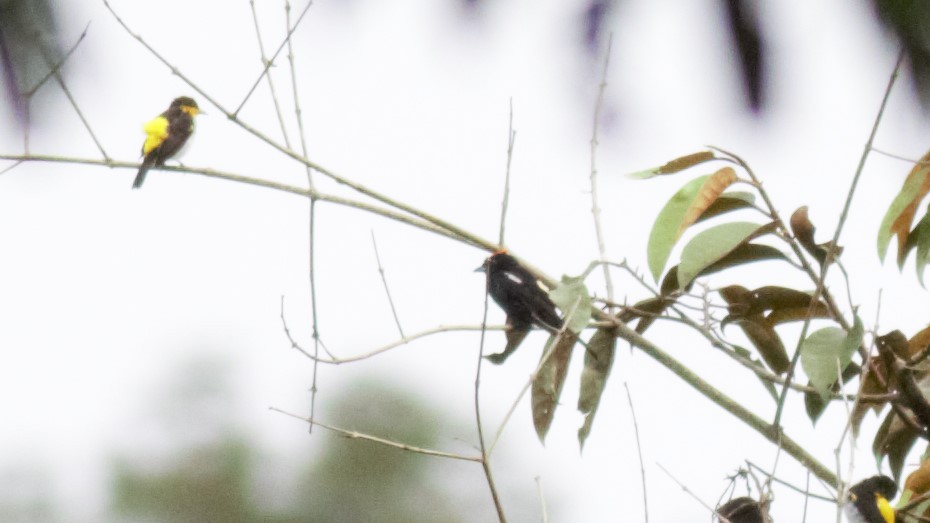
[35, 34, 108, 160]
[283, 0, 323, 432]
[475, 262, 507, 522]
[248, 0, 292, 147]
[657, 463, 722, 520]
[624, 382, 649, 522]
[589, 33, 615, 309]
[0, 160, 24, 176]
[371, 230, 405, 338]
[498, 99, 516, 246]
[269, 407, 483, 462]
[24, 23, 90, 97]
[234, 0, 314, 115]
[280, 295, 335, 360]
[287, 323, 506, 364]
[771, 49, 905, 429]
[535, 476, 549, 523]
[0, 154, 471, 244]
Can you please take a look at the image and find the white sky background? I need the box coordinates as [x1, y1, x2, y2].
[1, 0, 929, 521]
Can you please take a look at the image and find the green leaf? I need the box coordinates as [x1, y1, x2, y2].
[915, 206, 930, 286]
[676, 222, 765, 289]
[578, 328, 617, 449]
[548, 276, 593, 334]
[627, 168, 660, 180]
[800, 318, 862, 399]
[646, 168, 738, 281]
[878, 159, 930, 262]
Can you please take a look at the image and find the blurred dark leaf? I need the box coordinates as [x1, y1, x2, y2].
[532, 332, 578, 443]
[578, 327, 617, 449]
[723, 0, 765, 112]
[874, 409, 920, 484]
[0, 0, 61, 127]
[872, 0, 930, 110]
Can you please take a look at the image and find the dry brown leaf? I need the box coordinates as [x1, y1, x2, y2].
[679, 167, 738, 236]
[893, 151, 930, 264]
[657, 151, 716, 175]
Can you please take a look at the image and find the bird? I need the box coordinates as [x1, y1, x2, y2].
[477, 250, 562, 331]
[715, 496, 769, 523]
[476, 251, 563, 363]
[133, 96, 201, 189]
[844, 475, 896, 523]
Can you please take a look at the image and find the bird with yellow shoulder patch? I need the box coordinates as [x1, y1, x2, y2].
[133, 96, 201, 189]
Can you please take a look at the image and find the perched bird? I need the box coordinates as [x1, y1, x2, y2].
[477, 251, 563, 363]
[133, 96, 201, 189]
[478, 251, 562, 331]
[845, 475, 896, 523]
[715, 496, 770, 523]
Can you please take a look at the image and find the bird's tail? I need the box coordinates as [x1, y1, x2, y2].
[132, 157, 155, 189]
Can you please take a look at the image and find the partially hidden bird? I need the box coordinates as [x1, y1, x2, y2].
[133, 96, 201, 189]
[845, 475, 896, 523]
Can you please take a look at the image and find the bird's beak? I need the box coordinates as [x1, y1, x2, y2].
[474, 265, 486, 273]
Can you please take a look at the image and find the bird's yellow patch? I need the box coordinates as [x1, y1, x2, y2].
[142, 115, 170, 155]
[180, 104, 200, 117]
[876, 494, 894, 523]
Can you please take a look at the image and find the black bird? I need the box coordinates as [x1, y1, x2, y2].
[716, 496, 769, 523]
[478, 251, 562, 331]
[845, 475, 896, 523]
[133, 96, 201, 189]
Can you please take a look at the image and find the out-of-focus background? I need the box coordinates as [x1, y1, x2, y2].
[2, 0, 929, 520]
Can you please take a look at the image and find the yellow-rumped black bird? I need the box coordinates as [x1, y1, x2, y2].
[133, 96, 201, 189]
[845, 475, 896, 523]
[477, 251, 563, 362]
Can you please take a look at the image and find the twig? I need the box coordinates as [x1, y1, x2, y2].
[745, 461, 836, 502]
[248, 0, 292, 147]
[371, 230, 404, 338]
[284, 0, 314, 189]
[285, 323, 506, 364]
[624, 382, 649, 522]
[234, 0, 314, 115]
[870, 147, 930, 166]
[281, 0, 323, 435]
[589, 32, 615, 309]
[269, 406, 483, 462]
[535, 476, 549, 523]
[771, 49, 904, 429]
[0, 160, 24, 176]
[656, 463, 721, 519]
[23, 23, 89, 97]
[280, 295, 335, 360]
[476, 256, 507, 522]
[0, 154, 471, 244]
[35, 32, 108, 160]
[498, 99, 516, 246]
[616, 320, 838, 487]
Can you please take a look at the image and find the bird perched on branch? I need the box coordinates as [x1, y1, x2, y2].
[133, 96, 201, 189]
[845, 475, 896, 523]
[477, 251, 563, 363]
[478, 250, 562, 331]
